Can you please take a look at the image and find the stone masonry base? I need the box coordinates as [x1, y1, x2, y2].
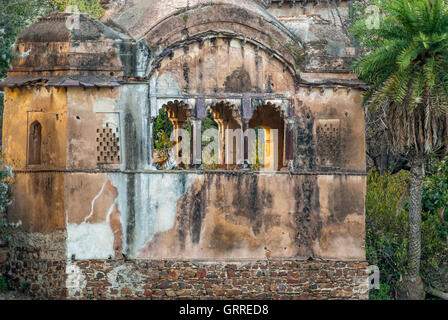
[61, 259, 367, 300]
[1, 237, 369, 300]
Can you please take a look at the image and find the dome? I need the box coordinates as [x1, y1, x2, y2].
[6, 12, 133, 84]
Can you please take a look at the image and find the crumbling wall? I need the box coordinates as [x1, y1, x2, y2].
[1, 229, 67, 298]
[62, 170, 365, 261]
[0, 0, 369, 300]
[267, 1, 355, 73]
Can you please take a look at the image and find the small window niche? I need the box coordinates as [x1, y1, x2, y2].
[28, 120, 42, 165]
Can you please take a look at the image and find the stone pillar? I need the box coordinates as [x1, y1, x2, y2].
[211, 105, 229, 169]
[212, 118, 225, 167]
[242, 97, 253, 170]
[284, 118, 295, 171]
[148, 117, 154, 168]
[242, 120, 250, 169]
[171, 120, 185, 166]
[191, 119, 202, 167]
[164, 101, 191, 168]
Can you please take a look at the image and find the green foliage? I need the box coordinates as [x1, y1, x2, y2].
[201, 110, 218, 147]
[0, 163, 15, 244]
[201, 110, 218, 134]
[366, 170, 410, 299]
[351, 0, 448, 155]
[367, 161, 448, 299]
[352, 0, 448, 107]
[0, 0, 54, 79]
[0, 164, 12, 215]
[20, 281, 30, 294]
[0, 276, 7, 292]
[154, 131, 173, 152]
[370, 282, 391, 300]
[0, 94, 4, 137]
[153, 108, 173, 152]
[421, 157, 448, 283]
[423, 157, 448, 217]
[250, 127, 263, 171]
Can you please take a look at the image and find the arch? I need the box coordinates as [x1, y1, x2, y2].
[28, 120, 42, 165]
[110, 1, 303, 74]
[153, 100, 193, 169]
[209, 101, 242, 169]
[249, 103, 285, 171]
[150, 36, 297, 96]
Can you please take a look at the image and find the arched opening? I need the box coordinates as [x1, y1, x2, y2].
[28, 120, 42, 165]
[210, 102, 242, 170]
[249, 104, 285, 171]
[201, 110, 219, 170]
[153, 100, 192, 169]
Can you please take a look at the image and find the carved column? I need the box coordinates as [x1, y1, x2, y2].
[191, 119, 202, 167]
[164, 101, 190, 168]
[284, 117, 295, 171]
[242, 97, 253, 170]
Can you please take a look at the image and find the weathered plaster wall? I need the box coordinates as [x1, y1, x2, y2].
[66, 87, 122, 169]
[267, 1, 355, 73]
[2, 87, 67, 170]
[63, 171, 364, 261]
[104, 0, 302, 73]
[11, 14, 131, 78]
[8, 173, 66, 233]
[2, 87, 67, 232]
[132, 173, 365, 260]
[153, 38, 295, 96]
[66, 173, 123, 260]
[295, 87, 366, 172]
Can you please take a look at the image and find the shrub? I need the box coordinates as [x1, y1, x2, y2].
[367, 158, 448, 299]
[0, 276, 7, 292]
[366, 170, 410, 299]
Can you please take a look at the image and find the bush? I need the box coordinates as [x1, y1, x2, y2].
[366, 170, 410, 299]
[0, 276, 7, 292]
[367, 158, 448, 299]
[370, 282, 391, 300]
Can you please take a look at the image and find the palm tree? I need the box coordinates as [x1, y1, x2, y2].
[352, 0, 448, 299]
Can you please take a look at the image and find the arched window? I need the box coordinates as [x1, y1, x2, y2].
[210, 102, 242, 170]
[153, 100, 192, 170]
[28, 121, 42, 165]
[249, 104, 285, 171]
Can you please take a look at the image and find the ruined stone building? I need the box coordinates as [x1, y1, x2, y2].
[0, 0, 369, 299]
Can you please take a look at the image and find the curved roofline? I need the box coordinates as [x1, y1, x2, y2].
[138, 2, 302, 49]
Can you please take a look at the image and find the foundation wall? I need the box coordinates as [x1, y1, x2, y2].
[67, 259, 369, 300]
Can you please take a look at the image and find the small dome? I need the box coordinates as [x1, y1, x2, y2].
[10, 12, 132, 78]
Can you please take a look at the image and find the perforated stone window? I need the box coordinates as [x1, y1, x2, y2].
[96, 123, 120, 164]
[316, 119, 341, 166]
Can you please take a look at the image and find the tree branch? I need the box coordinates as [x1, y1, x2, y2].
[425, 285, 448, 300]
